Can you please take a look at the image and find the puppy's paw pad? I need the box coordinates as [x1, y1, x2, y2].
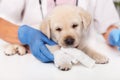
[16, 46, 27, 56]
[58, 66, 71, 71]
[5, 52, 15, 56]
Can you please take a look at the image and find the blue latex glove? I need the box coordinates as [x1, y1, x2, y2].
[108, 29, 120, 47]
[18, 25, 57, 62]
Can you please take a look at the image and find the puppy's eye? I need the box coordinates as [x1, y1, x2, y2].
[72, 24, 78, 28]
[56, 27, 62, 32]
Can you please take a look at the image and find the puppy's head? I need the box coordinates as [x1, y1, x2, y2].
[40, 5, 91, 48]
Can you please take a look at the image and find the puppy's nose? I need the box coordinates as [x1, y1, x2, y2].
[64, 37, 75, 45]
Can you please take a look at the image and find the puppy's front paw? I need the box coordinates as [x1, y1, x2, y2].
[4, 44, 27, 56]
[54, 50, 72, 71]
[15, 45, 27, 56]
[93, 54, 109, 64]
[4, 45, 16, 56]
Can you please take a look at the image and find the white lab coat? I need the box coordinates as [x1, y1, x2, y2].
[0, 0, 119, 33]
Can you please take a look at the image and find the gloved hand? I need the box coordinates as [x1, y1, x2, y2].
[108, 29, 120, 47]
[18, 25, 57, 62]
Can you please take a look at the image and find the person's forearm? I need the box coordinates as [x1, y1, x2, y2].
[0, 18, 21, 44]
[102, 25, 118, 43]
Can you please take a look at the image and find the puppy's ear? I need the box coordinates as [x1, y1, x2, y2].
[79, 8, 91, 30]
[40, 18, 50, 38]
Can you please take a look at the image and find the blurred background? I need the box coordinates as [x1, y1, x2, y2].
[114, 0, 120, 16]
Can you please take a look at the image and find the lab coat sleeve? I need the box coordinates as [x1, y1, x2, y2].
[0, 0, 25, 24]
[94, 0, 120, 34]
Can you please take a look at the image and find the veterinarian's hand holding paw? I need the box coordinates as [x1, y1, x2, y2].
[109, 29, 120, 48]
[18, 25, 57, 62]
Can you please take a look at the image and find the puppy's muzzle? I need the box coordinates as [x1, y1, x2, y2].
[64, 36, 75, 46]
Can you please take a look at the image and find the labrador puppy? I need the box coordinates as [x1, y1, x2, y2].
[4, 5, 108, 71]
[40, 5, 109, 71]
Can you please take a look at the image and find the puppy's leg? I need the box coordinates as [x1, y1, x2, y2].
[54, 50, 72, 71]
[46, 45, 72, 71]
[82, 46, 109, 64]
[4, 44, 27, 56]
